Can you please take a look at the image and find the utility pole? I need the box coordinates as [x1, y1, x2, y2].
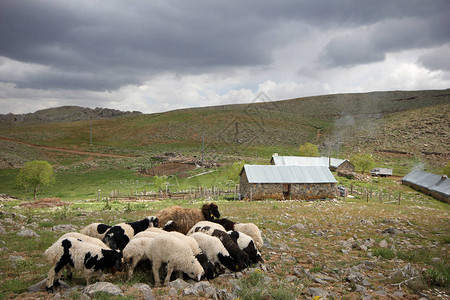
[90, 120, 93, 146]
[201, 130, 205, 167]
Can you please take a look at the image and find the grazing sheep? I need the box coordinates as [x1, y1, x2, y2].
[188, 224, 250, 271]
[103, 216, 159, 251]
[145, 234, 204, 286]
[190, 232, 237, 273]
[44, 237, 122, 292]
[162, 220, 177, 231]
[145, 227, 166, 233]
[165, 231, 215, 280]
[187, 221, 226, 235]
[228, 231, 263, 264]
[234, 223, 264, 248]
[122, 237, 154, 278]
[156, 203, 220, 234]
[80, 223, 111, 240]
[213, 219, 264, 248]
[58, 232, 110, 249]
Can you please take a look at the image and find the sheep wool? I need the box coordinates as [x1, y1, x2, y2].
[156, 203, 220, 235]
[79, 223, 111, 240]
[234, 223, 264, 248]
[122, 237, 154, 278]
[43, 237, 122, 292]
[187, 221, 226, 235]
[133, 231, 161, 240]
[189, 232, 237, 273]
[58, 232, 110, 249]
[145, 234, 204, 286]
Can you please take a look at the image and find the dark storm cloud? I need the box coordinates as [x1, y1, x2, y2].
[0, 0, 449, 91]
[320, 2, 450, 68]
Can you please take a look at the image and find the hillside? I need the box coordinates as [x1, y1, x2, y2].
[0, 89, 449, 172]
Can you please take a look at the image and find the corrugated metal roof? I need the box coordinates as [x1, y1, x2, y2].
[402, 170, 450, 196]
[271, 156, 348, 168]
[243, 165, 337, 184]
[272, 156, 327, 166]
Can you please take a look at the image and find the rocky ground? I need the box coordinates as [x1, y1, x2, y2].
[0, 195, 448, 299]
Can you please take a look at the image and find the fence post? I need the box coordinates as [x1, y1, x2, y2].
[398, 192, 401, 205]
[350, 183, 353, 195]
[379, 189, 383, 203]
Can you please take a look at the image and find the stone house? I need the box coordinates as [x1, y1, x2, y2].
[239, 165, 337, 200]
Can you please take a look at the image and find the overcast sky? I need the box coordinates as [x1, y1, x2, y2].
[0, 0, 449, 114]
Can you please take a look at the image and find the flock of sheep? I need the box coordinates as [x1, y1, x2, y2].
[43, 203, 264, 292]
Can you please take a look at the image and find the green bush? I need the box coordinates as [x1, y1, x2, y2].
[372, 248, 396, 260]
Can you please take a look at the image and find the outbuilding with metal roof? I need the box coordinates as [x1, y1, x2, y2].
[239, 165, 337, 200]
[402, 170, 450, 203]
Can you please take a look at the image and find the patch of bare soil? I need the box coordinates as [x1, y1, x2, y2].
[19, 198, 70, 208]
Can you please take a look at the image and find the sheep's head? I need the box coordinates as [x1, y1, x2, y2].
[203, 203, 220, 220]
[185, 259, 204, 281]
[147, 216, 159, 227]
[163, 220, 177, 231]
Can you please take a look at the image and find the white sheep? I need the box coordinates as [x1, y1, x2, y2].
[189, 232, 237, 273]
[234, 223, 264, 248]
[79, 223, 111, 240]
[44, 237, 122, 292]
[133, 231, 162, 240]
[122, 237, 154, 278]
[144, 234, 204, 286]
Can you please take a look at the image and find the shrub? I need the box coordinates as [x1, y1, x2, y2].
[372, 248, 396, 260]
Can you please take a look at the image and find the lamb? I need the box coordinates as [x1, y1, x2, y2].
[44, 237, 122, 292]
[213, 219, 264, 248]
[156, 203, 220, 234]
[102, 216, 159, 251]
[190, 232, 237, 273]
[144, 234, 204, 286]
[188, 225, 250, 271]
[79, 223, 111, 240]
[228, 231, 263, 264]
[187, 221, 226, 235]
[122, 237, 154, 278]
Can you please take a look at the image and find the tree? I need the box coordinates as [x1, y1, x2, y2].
[298, 142, 319, 157]
[153, 175, 168, 192]
[227, 160, 245, 183]
[16, 160, 55, 200]
[351, 153, 375, 174]
[443, 161, 450, 177]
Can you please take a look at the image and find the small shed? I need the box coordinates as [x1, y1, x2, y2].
[239, 165, 337, 200]
[402, 170, 450, 203]
[370, 168, 393, 177]
[320, 157, 355, 173]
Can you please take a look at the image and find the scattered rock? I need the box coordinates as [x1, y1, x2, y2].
[167, 278, 190, 291]
[17, 228, 39, 237]
[0, 226, 6, 234]
[383, 227, 402, 235]
[132, 283, 155, 300]
[52, 224, 77, 232]
[393, 291, 405, 297]
[374, 290, 387, 296]
[307, 287, 328, 297]
[84, 282, 123, 297]
[289, 223, 306, 230]
[379, 240, 388, 248]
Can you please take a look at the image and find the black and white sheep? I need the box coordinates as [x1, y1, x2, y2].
[145, 234, 204, 286]
[102, 216, 159, 251]
[156, 203, 220, 234]
[189, 232, 237, 274]
[43, 237, 122, 292]
[186, 220, 226, 235]
[79, 223, 111, 240]
[228, 230, 263, 264]
[213, 218, 264, 248]
[187, 225, 250, 271]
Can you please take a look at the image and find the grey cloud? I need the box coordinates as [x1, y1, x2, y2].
[320, 9, 450, 68]
[0, 0, 449, 91]
[418, 45, 450, 72]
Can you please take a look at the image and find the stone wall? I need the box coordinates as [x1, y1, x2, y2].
[336, 161, 355, 173]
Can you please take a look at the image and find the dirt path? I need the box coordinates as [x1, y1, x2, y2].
[0, 136, 137, 158]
